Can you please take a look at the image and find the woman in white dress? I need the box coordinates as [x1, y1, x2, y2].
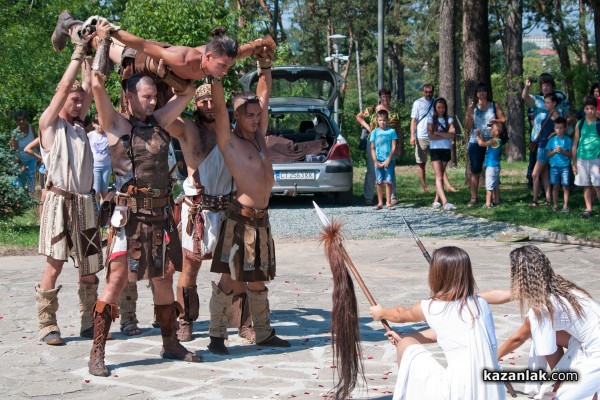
[370, 246, 505, 400]
[482, 245, 600, 400]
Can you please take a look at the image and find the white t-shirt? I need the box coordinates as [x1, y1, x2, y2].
[88, 131, 111, 167]
[411, 97, 434, 140]
[427, 116, 454, 150]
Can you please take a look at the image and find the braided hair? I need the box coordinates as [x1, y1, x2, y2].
[509, 245, 591, 325]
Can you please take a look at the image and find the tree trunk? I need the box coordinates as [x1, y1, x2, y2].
[463, 0, 491, 182]
[440, 0, 457, 166]
[390, 42, 405, 104]
[309, 1, 322, 66]
[593, 0, 600, 79]
[578, 0, 590, 65]
[504, 0, 525, 162]
[462, 0, 491, 102]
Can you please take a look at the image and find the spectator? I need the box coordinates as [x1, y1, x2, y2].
[476, 122, 503, 208]
[546, 117, 572, 212]
[427, 98, 456, 211]
[369, 109, 398, 210]
[10, 109, 38, 194]
[410, 84, 435, 193]
[464, 82, 506, 207]
[523, 73, 571, 188]
[529, 92, 560, 207]
[87, 114, 112, 202]
[356, 88, 399, 206]
[589, 83, 600, 116]
[572, 95, 600, 219]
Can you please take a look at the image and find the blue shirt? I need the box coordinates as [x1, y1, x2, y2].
[484, 140, 502, 168]
[531, 93, 570, 141]
[546, 135, 573, 167]
[370, 127, 398, 162]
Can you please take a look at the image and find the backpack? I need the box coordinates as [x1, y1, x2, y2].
[577, 119, 600, 138]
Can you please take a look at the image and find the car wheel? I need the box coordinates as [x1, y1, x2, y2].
[333, 189, 353, 205]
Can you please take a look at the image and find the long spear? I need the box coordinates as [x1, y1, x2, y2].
[313, 201, 389, 400]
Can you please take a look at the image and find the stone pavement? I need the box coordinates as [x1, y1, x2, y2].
[0, 238, 598, 399]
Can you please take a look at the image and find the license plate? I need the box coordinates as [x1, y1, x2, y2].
[276, 171, 315, 180]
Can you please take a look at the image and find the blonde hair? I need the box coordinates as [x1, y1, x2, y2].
[509, 245, 591, 325]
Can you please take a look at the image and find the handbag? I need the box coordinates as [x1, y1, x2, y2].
[529, 113, 553, 153]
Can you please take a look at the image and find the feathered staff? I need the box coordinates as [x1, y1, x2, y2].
[314, 202, 390, 400]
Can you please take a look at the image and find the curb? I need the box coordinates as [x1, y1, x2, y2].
[519, 225, 600, 248]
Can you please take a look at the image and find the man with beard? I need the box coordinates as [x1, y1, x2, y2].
[87, 19, 200, 377]
[164, 85, 254, 343]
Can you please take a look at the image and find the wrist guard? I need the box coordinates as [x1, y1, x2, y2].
[256, 57, 272, 75]
[206, 76, 222, 85]
[92, 37, 113, 80]
[71, 42, 90, 62]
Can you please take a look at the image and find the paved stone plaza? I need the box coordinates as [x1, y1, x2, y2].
[0, 238, 598, 399]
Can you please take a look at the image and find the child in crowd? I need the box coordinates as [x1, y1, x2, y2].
[427, 98, 456, 211]
[546, 117, 572, 212]
[370, 109, 398, 210]
[572, 95, 600, 219]
[476, 122, 503, 208]
[370, 246, 505, 400]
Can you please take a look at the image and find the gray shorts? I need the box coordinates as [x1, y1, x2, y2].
[485, 166, 500, 190]
[575, 158, 600, 187]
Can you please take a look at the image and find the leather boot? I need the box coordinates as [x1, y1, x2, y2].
[247, 287, 290, 347]
[51, 10, 83, 52]
[88, 301, 118, 377]
[207, 281, 233, 354]
[118, 281, 141, 336]
[176, 285, 199, 342]
[155, 302, 202, 362]
[35, 284, 64, 345]
[78, 278, 98, 338]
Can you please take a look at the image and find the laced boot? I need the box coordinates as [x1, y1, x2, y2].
[155, 302, 202, 362]
[207, 282, 233, 355]
[51, 10, 83, 52]
[78, 278, 98, 338]
[35, 285, 64, 345]
[247, 287, 290, 347]
[88, 301, 118, 377]
[176, 285, 199, 342]
[118, 281, 141, 336]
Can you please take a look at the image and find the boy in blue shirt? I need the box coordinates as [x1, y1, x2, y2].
[370, 110, 398, 210]
[546, 117, 572, 212]
[476, 122, 503, 208]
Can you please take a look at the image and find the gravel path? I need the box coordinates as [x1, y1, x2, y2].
[268, 195, 524, 240]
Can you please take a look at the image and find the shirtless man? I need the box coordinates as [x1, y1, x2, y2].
[87, 19, 200, 377]
[207, 53, 290, 354]
[35, 31, 103, 346]
[164, 85, 254, 342]
[53, 12, 275, 95]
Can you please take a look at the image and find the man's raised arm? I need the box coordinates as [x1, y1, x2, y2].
[211, 79, 234, 151]
[256, 57, 272, 135]
[154, 85, 195, 129]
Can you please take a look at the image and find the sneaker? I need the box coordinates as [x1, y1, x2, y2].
[432, 201, 442, 209]
[390, 198, 398, 206]
[562, 207, 570, 213]
[443, 202, 456, 211]
[580, 210, 592, 219]
[482, 204, 493, 209]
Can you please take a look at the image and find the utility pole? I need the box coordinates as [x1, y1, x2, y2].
[377, 0, 384, 90]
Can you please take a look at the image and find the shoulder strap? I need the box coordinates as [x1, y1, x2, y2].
[418, 99, 435, 124]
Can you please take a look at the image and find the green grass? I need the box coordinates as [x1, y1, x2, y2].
[0, 206, 40, 248]
[353, 161, 600, 240]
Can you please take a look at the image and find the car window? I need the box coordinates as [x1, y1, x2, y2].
[251, 78, 334, 103]
[268, 113, 330, 137]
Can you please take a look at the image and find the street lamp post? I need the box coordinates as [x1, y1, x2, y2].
[326, 34, 349, 125]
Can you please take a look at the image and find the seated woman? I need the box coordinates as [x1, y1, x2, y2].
[370, 246, 505, 400]
[481, 245, 600, 400]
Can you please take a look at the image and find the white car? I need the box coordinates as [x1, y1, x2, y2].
[239, 66, 354, 205]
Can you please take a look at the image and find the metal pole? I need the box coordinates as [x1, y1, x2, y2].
[333, 43, 340, 125]
[273, 0, 278, 42]
[377, 0, 384, 90]
[355, 40, 363, 111]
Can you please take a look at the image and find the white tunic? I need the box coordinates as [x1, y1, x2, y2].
[528, 292, 600, 400]
[181, 146, 234, 255]
[393, 296, 505, 400]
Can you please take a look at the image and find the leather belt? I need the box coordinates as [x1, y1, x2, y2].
[185, 193, 233, 212]
[115, 194, 170, 212]
[125, 185, 171, 198]
[48, 186, 74, 200]
[229, 200, 268, 219]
